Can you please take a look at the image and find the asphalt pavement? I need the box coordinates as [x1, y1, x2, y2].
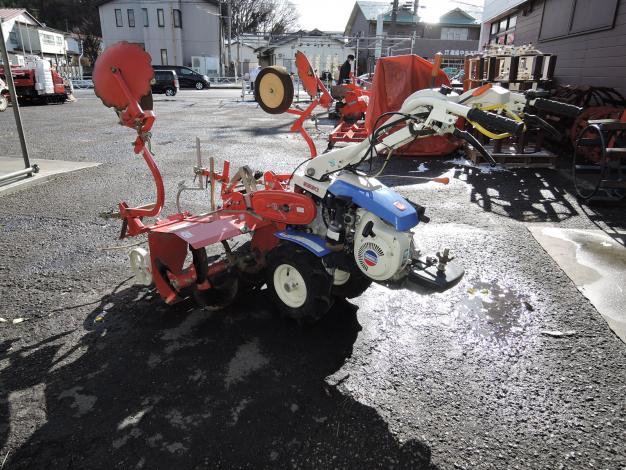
[0, 89, 625, 469]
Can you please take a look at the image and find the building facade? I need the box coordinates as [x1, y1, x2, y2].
[344, 1, 480, 73]
[98, 0, 221, 70]
[0, 9, 69, 65]
[256, 30, 355, 77]
[479, 0, 626, 96]
[223, 38, 260, 76]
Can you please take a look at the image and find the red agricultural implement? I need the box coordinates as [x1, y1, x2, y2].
[93, 42, 527, 322]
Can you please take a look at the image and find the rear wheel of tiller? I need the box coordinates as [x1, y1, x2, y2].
[254, 66, 293, 114]
[267, 243, 334, 323]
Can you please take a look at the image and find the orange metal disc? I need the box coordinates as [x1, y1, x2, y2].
[93, 42, 154, 111]
[295, 51, 319, 98]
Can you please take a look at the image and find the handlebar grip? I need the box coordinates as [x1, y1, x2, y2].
[466, 108, 524, 135]
[533, 98, 582, 118]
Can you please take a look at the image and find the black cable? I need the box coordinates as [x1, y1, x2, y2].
[287, 157, 313, 185]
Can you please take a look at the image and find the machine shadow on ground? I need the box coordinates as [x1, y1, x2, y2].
[460, 165, 580, 222]
[0, 285, 433, 469]
[374, 156, 586, 224]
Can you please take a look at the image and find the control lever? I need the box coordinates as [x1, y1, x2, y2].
[453, 128, 498, 167]
[523, 113, 562, 140]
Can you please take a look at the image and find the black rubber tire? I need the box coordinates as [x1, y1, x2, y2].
[331, 259, 372, 299]
[266, 243, 334, 323]
[195, 81, 204, 90]
[165, 87, 176, 96]
[254, 66, 293, 114]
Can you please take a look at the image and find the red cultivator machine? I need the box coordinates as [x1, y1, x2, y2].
[94, 42, 527, 322]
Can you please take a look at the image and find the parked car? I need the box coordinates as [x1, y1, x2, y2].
[151, 70, 179, 96]
[153, 65, 210, 90]
[0, 77, 8, 112]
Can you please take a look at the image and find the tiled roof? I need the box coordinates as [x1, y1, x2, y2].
[0, 8, 42, 26]
[0, 8, 26, 21]
[356, 1, 392, 21]
[438, 8, 479, 25]
[357, 1, 417, 24]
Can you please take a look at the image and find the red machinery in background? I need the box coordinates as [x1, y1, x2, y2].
[0, 56, 69, 105]
[329, 53, 461, 156]
[362, 54, 462, 156]
[254, 51, 462, 157]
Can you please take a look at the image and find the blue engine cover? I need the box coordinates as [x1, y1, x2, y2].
[328, 180, 419, 231]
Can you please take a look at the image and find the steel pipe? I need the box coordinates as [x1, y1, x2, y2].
[0, 164, 39, 184]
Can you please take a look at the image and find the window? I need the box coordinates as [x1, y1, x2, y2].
[539, 0, 618, 41]
[173, 9, 182, 28]
[115, 8, 123, 27]
[127, 9, 135, 27]
[142, 8, 149, 27]
[157, 9, 165, 27]
[40, 33, 56, 46]
[179, 68, 192, 75]
[160, 49, 168, 65]
[490, 13, 517, 44]
[441, 27, 468, 41]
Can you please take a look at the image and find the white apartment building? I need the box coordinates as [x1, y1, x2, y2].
[0, 8, 68, 65]
[98, 0, 221, 69]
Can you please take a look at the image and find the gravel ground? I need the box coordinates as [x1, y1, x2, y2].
[0, 89, 625, 469]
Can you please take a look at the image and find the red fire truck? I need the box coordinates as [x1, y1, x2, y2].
[0, 56, 70, 105]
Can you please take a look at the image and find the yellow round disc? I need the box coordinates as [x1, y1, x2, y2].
[258, 72, 285, 109]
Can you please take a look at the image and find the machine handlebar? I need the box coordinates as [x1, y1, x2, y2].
[533, 98, 583, 118]
[466, 108, 524, 135]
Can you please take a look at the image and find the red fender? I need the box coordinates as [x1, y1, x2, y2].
[251, 190, 316, 225]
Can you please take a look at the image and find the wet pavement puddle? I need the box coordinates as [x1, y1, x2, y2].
[528, 226, 626, 343]
[454, 281, 534, 349]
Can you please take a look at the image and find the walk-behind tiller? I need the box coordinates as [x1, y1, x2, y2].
[93, 42, 524, 322]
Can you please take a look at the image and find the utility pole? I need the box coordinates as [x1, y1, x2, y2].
[0, 19, 36, 182]
[355, 37, 359, 77]
[236, 27, 240, 80]
[227, 0, 232, 76]
[390, 0, 399, 37]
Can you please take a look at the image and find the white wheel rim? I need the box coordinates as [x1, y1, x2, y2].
[333, 269, 350, 286]
[196, 82, 203, 89]
[273, 263, 307, 308]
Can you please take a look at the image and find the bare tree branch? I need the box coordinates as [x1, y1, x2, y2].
[227, 0, 299, 35]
